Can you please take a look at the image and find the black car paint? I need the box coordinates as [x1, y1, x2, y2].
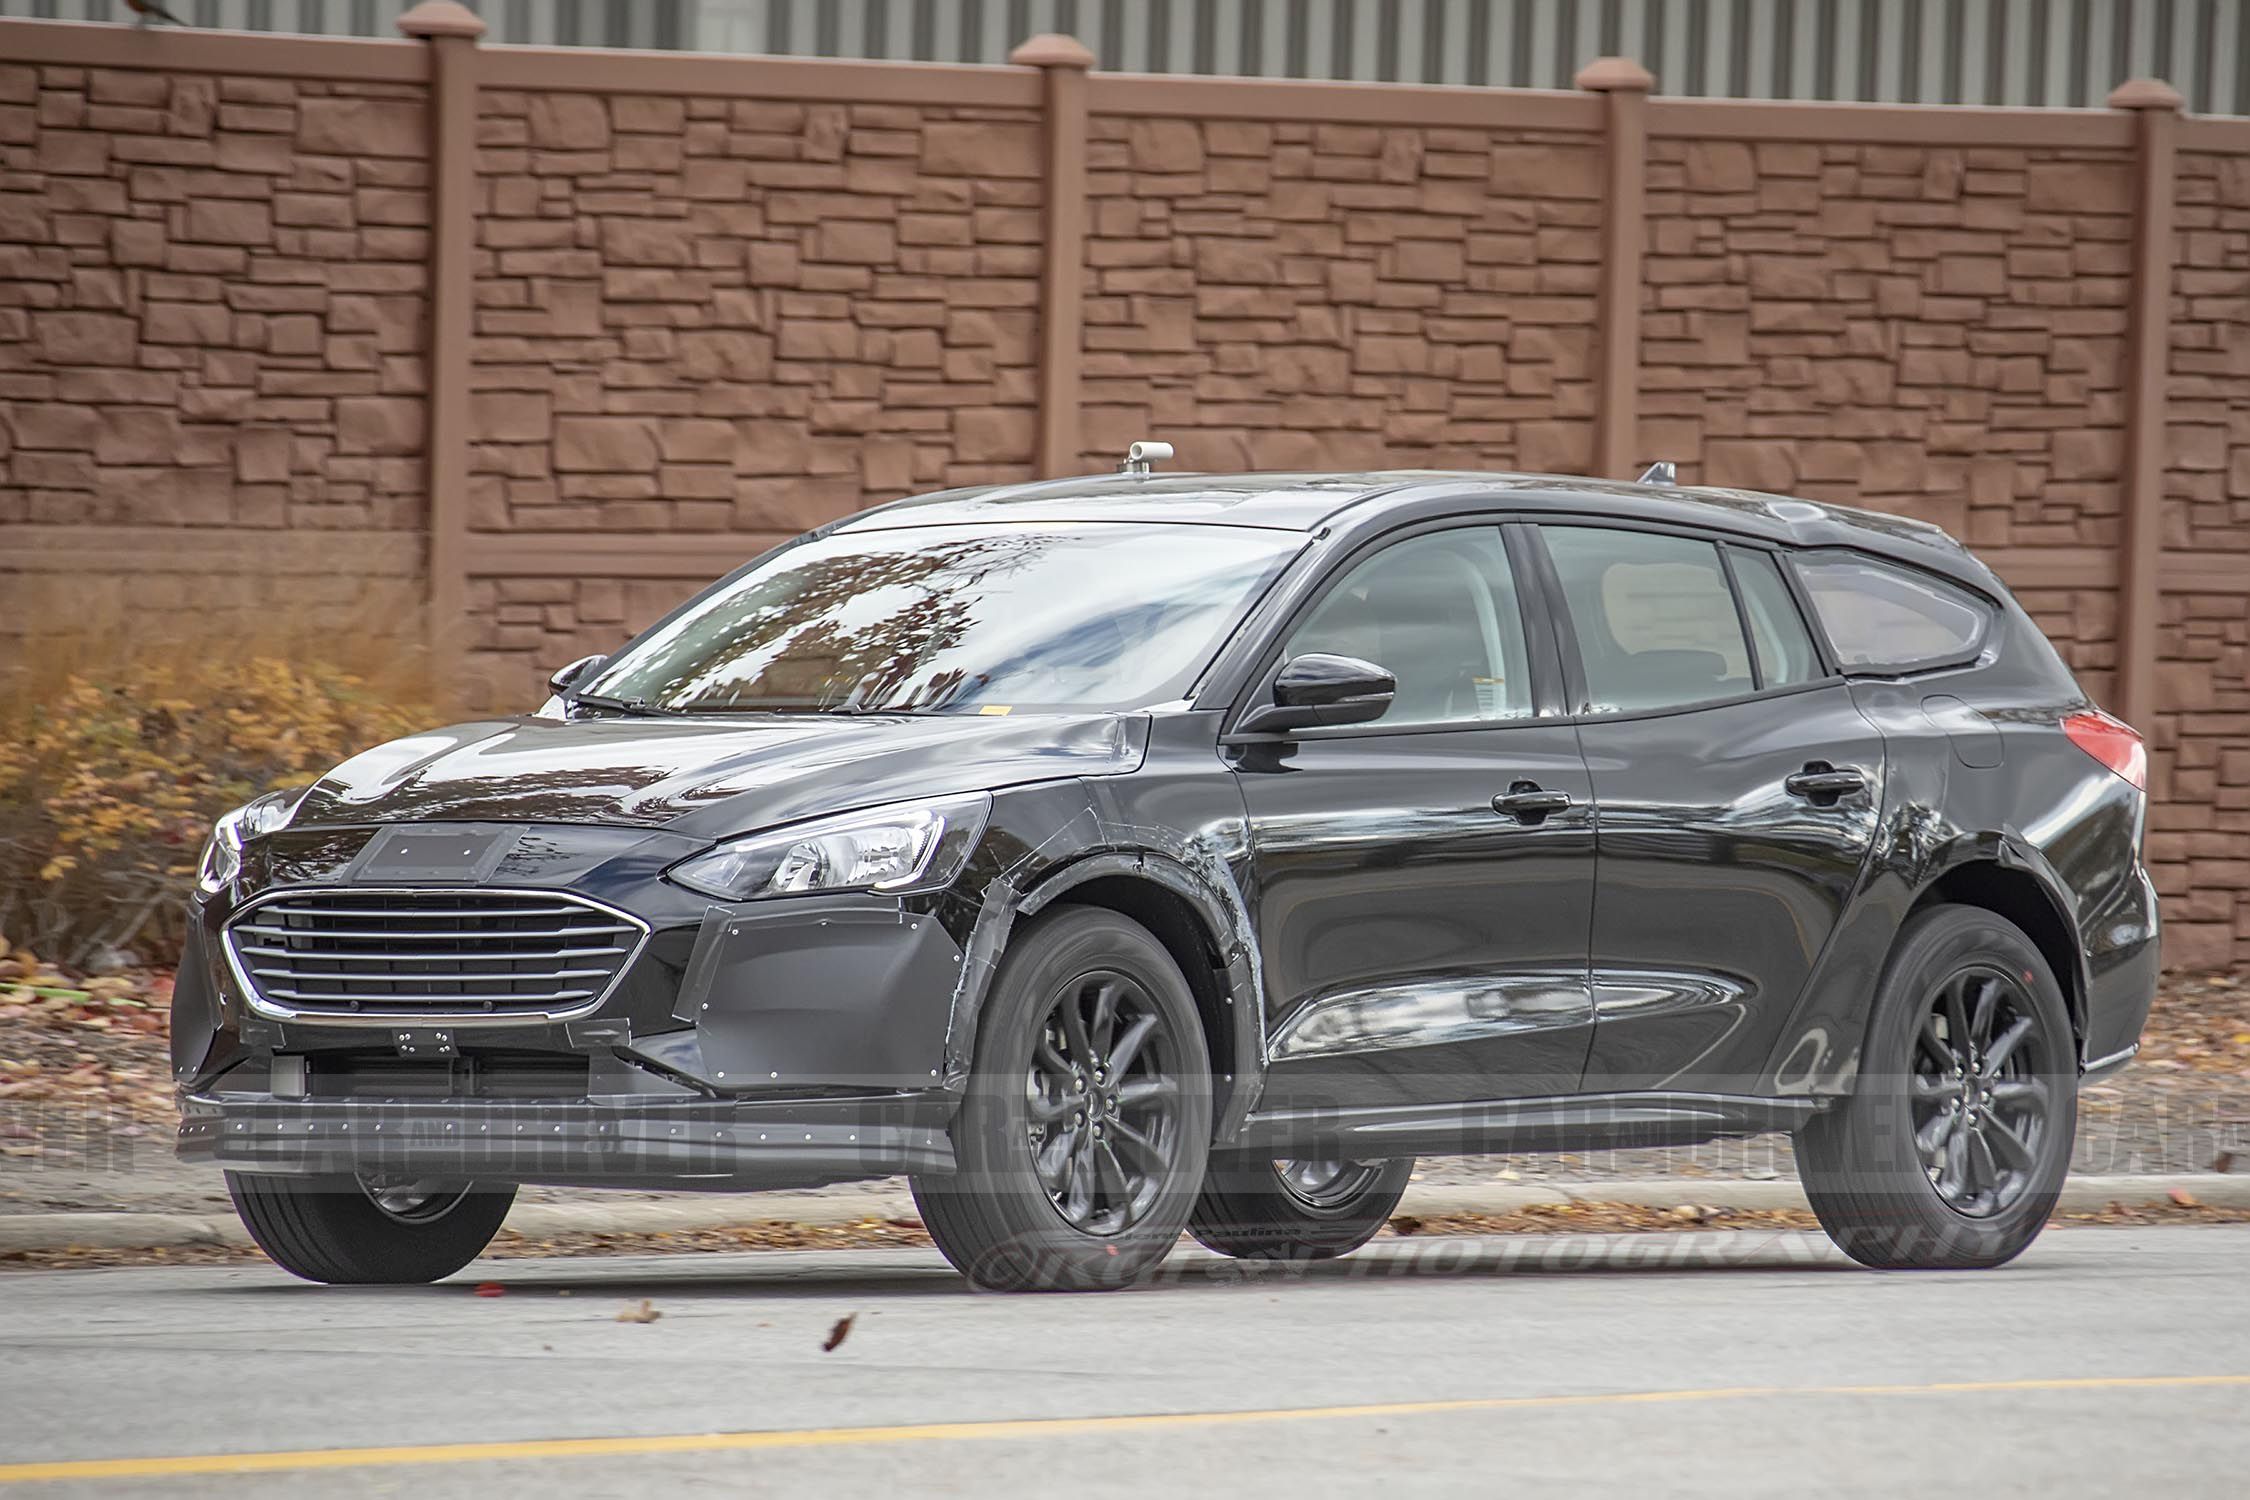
[288, 709, 1145, 836]
[172, 471, 2160, 1189]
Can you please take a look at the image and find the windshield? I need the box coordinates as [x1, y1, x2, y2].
[579, 521, 1304, 715]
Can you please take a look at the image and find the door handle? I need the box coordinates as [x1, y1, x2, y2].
[1784, 763, 1867, 805]
[1492, 782, 1573, 824]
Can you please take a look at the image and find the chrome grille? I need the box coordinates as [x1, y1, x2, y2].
[224, 889, 645, 1020]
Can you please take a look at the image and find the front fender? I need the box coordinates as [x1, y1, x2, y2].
[937, 775, 1268, 1141]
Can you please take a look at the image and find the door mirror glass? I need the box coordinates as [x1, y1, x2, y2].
[1238, 653, 1396, 735]
[548, 653, 605, 696]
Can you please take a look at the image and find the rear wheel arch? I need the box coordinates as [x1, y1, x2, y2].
[1910, 856, 2086, 1053]
[1796, 902, 2077, 1269]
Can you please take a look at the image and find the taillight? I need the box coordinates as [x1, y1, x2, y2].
[2062, 709, 2146, 791]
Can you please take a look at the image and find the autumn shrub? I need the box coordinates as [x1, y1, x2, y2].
[0, 630, 441, 971]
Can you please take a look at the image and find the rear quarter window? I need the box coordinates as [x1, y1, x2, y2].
[1792, 552, 1992, 671]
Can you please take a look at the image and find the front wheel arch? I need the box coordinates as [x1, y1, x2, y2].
[1008, 853, 1265, 1138]
[914, 903, 1215, 1290]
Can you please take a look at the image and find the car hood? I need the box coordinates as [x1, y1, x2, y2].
[290, 711, 1149, 840]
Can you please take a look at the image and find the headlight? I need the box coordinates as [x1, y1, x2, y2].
[194, 790, 305, 898]
[667, 793, 991, 902]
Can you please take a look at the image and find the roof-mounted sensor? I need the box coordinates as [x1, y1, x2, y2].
[1119, 441, 1174, 475]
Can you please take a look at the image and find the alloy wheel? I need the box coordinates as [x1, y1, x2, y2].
[1024, 968, 1183, 1236]
[1908, 964, 2057, 1218]
[357, 1174, 473, 1223]
[1273, 1158, 1393, 1211]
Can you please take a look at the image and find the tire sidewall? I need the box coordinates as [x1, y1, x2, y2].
[1830, 907, 2077, 1264]
[1191, 1153, 1413, 1260]
[941, 907, 1213, 1290]
[227, 1171, 515, 1284]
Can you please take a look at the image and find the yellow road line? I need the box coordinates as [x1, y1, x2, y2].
[1, 1374, 2243, 1485]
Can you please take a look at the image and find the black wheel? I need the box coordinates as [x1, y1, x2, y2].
[911, 906, 1212, 1291]
[1190, 1152, 1413, 1260]
[227, 1171, 516, 1284]
[1796, 905, 2076, 1270]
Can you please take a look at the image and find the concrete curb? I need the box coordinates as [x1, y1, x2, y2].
[3, 1174, 2245, 1256]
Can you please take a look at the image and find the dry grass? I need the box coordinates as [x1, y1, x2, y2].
[0, 590, 444, 714]
[0, 601, 451, 970]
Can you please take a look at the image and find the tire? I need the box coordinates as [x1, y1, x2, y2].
[1190, 1153, 1413, 1261]
[227, 1171, 515, 1285]
[1796, 904, 2077, 1270]
[912, 906, 1213, 1292]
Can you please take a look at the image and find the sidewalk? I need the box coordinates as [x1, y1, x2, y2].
[4, 1172, 2246, 1255]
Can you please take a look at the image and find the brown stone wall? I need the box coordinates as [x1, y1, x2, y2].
[2150, 588, 2250, 970]
[465, 573, 695, 683]
[1078, 117, 1602, 472]
[1636, 137, 2136, 692]
[2159, 150, 2250, 968]
[2170, 151, 2250, 559]
[1, 19, 2245, 964]
[0, 55, 430, 640]
[457, 89, 1045, 689]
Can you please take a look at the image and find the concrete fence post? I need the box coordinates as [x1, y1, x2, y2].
[398, 0, 485, 675]
[1578, 56, 1653, 482]
[1010, 33, 1095, 480]
[2109, 77, 2182, 735]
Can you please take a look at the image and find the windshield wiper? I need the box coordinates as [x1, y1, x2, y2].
[571, 692, 675, 717]
[633, 699, 938, 716]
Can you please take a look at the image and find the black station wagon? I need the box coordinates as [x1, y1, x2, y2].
[176, 455, 2159, 1290]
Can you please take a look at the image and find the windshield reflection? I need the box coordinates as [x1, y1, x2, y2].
[583, 522, 1303, 716]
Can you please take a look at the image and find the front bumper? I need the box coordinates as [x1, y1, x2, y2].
[174, 821, 985, 1189]
[178, 1090, 956, 1189]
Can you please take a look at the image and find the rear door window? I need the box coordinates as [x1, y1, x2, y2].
[1539, 526, 1754, 714]
[1792, 552, 1991, 671]
[1727, 548, 1823, 688]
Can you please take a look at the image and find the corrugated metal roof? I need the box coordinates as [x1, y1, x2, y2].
[6, 0, 2241, 114]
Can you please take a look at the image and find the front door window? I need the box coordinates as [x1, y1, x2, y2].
[1280, 529, 1533, 727]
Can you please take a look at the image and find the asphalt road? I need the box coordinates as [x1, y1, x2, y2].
[5, 1226, 2248, 1497]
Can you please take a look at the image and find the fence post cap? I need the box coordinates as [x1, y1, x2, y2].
[1009, 33, 1095, 69]
[2107, 77, 2183, 110]
[1575, 56, 1655, 92]
[398, 1, 487, 40]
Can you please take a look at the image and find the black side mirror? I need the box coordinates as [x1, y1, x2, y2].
[548, 653, 605, 696]
[1235, 653, 1395, 736]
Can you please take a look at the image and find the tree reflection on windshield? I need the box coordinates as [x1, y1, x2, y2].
[582, 523, 1304, 715]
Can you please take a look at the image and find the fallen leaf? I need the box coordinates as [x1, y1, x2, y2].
[2168, 1188, 2202, 1208]
[822, 1313, 857, 1352]
[473, 1282, 505, 1298]
[2214, 1152, 2236, 1175]
[617, 1299, 662, 1324]
[1387, 1214, 1424, 1237]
